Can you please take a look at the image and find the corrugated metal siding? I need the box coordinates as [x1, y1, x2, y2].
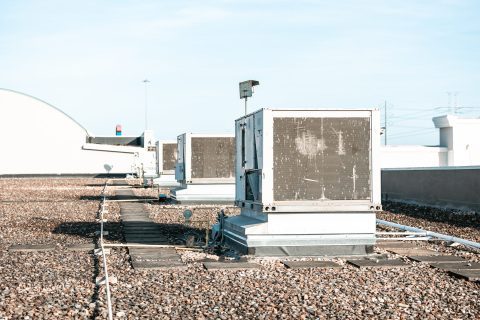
[191, 137, 235, 179]
[162, 143, 177, 171]
[273, 117, 371, 201]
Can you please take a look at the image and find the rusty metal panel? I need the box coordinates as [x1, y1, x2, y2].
[273, 117, 371, 201]
[191, 137, 235, 179]
[162, 143, 177, 171]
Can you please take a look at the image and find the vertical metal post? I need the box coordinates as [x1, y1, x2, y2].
[384, 100, 387, 145]
[453, 92, 458, 114]
[143, 79, 150, 130]
[244, 97, 248, 115]
[447, 92, 452, 113]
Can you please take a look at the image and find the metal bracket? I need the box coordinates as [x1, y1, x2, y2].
[94, 248, 111, 256]
[95, 275, 117, 286]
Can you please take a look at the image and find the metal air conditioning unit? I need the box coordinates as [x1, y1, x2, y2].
[223, 108, 381, 256]
[171, 133, 236, 204]
[153, 140, 180, 187]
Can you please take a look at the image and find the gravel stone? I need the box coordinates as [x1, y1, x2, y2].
[0, 179, 479, 319]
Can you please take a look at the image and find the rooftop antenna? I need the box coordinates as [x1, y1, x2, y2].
[143, 79, 150, 130]
[239, 80, 259, 115]
[446, 91, 452, 113]
[384, 100, 387, 145]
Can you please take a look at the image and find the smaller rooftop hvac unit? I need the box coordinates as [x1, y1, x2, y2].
[154, 140, 180, 187]
[140, 130, 158, 185]
[171, 133, 235, 204]
[223, 108, 382, 256]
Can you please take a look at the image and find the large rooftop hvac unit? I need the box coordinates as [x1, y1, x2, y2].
[171, 133, 235, 203]
[223, 108, 381, 256]
[154, 140, 180, 187]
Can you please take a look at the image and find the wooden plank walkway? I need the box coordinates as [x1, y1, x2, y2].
[114, 187, 185, 270]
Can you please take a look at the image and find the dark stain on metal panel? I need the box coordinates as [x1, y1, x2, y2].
[162, 143, 177, 171]
[273, 117, 371, 201]
[191, 137, 235, 179]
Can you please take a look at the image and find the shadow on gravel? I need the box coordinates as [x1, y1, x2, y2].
[84, 183, 107, 187]
[52, 222, 125, 242]
[383, 201, 480, 231]
[52, 221, 207, 245]
[90, 253, 101, 320]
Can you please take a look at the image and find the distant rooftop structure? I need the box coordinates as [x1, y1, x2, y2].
[381, 114, 480, 168]
[0, 88, 155, 176]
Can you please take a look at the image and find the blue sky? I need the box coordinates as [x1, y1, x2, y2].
[1, 0, 479, 145]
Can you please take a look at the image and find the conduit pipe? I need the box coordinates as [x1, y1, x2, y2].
[377, 219, 480, 250]
[99, 182, 113, 320]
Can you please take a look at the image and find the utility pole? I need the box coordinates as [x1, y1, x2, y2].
[453, 91, 459, 114]
[384, 100, 387, 145]
[143, 79, 150, 130]
[447, 92, 452, 113]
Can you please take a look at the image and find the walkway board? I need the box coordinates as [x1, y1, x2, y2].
[347, 259, 408, 269]
[376, 242, 420, 249]
[66, 243, 96, 252]
[132, 260, 187, 270]
[9, 244, 56, 252]
[203, 262, 261, 271]
[408, 255, 465, 263]
[387, 248, 439, 256]
[448, 270, 480, 281]
[430, 262, 480, 271]
[115, 184, 185, 271]
[282, 261, 342, 269]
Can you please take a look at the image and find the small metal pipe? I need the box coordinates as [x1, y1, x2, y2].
[376, 231, 428, 236]
[99, 182, 113, 320]
[103, 243, 181, 248]
[376, 237, 432, 241]
[102, 243, 203, 251]
[377, 219, 480, 249]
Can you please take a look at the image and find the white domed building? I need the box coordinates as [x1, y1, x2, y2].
[0, 88, 154, 176]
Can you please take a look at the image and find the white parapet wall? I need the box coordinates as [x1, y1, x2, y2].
[381, 145, 448, 168]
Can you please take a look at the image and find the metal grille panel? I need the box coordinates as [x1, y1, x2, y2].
[162, 143, 177, 171]
[273, 117, 371, 201]
[191, 137, 235, 179]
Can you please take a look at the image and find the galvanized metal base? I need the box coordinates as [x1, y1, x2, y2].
[223, 211, 376, 257]
[170, 183, 235, 204]
[153, 174, 181, 188]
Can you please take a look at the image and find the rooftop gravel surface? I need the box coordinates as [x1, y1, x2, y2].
[0, 178, 479, 319]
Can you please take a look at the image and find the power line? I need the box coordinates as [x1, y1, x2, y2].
[388, 128, 436, 139]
